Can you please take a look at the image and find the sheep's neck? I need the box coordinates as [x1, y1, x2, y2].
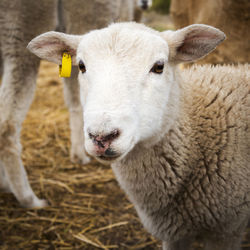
[111, 109, 195, 239]
[112, 111, 194, 200]
[112, 67, 194, 194]
[111, 67, 199, 239]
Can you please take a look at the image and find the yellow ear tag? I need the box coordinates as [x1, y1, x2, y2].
[59, 52, 72, 77]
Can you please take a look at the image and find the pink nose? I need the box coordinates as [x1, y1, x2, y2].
[88, 129, 120, 156]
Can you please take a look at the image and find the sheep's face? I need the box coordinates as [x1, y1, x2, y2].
[77, 24, 175, 163]
[137, 0, 152, 10]
[28, 22, 225, 164]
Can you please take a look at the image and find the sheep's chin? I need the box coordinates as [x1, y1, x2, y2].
[95, 154, 124, 165]
[94, 144, 135, 165]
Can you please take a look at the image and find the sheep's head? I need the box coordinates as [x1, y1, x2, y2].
[28, 23, 225, 164]
[137, 0, 152, 10]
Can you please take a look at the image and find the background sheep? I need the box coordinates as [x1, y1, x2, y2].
[134, 0, 153, 22]
[0, 0, 137, 208]
[170, 0, 250, 64]
[28, 22, 250, 249]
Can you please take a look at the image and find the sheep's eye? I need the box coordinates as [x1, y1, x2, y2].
[150, 61, 164, 74]
[78, 60, 86, 73]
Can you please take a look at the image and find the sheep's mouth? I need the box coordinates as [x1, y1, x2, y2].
[97, 155, 120, 161]
[95, 147, 121, 162]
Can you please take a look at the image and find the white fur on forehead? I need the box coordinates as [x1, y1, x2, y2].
[78, 22, 167, 61]
[108, 22, 158, 33]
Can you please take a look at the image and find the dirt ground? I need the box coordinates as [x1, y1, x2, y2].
[0, 11, 249, 250]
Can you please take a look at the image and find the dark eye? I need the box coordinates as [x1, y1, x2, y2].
[79, 60, 86, 73]
[150, 61, 164, 74]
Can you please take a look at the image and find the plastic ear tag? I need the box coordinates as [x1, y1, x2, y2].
[59, 52, 72, 77]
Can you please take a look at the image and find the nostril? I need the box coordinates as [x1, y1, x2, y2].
[96, 140, 105, 148]
[88, 129, 120, 149]
[88, 132, 95, 140]
[102, 129, 120, 142]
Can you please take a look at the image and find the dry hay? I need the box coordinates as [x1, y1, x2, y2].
[0, 61, 160, 249]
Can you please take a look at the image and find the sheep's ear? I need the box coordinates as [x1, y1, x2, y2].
[27, 31, 82, 65]
[162, 24, 226, 63]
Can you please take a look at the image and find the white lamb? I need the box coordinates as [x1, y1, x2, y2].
[0, 0, 136, 208]
[28, 22, 250, 249]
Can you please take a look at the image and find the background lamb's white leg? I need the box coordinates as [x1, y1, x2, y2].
[63, 67, 90, 164]
[60, 0, 126, 165]
[0, 144, 47, 208]
[0, 0, 57, 207]
[0, 57, 47, 208]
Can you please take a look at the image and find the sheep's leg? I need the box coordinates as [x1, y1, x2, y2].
[203, 220, 247, 250]
[203, 235, 242, 250]
[0, 144, 47, 208]
[162, 238, 193, 250]
[0, 0, 57, 208]
[62, 67, 90, 164]
[0, 160, 11, 192]
[60, 0, 94, 165]
[0, 57, 46, 208]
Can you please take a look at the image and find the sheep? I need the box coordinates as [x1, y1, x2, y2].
[170, 0, 250, 65]
[134, 0, 152, 22]
[28, 22, 250, 249]
[0, 0, 135, 208]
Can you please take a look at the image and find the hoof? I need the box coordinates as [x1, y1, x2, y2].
[30, 198, 48, 209]
[70, 151, 91, 165]
[21, 196, 48, 209]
